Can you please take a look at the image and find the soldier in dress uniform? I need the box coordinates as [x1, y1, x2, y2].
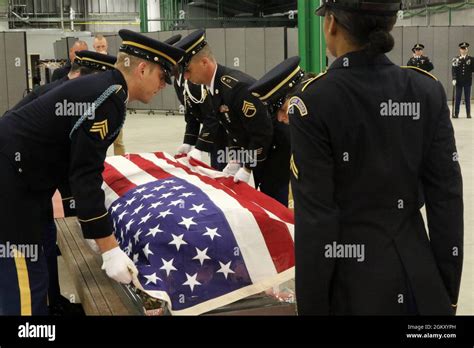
[407, 43, 434, 72]
[291, 0, 463, 315]
[0, 30, 185, 315]
[248, 57, 310, 206]
[173, 33, 227, 171]
[452, 42, 472, 119]
[179, 29, 273, 188]
[7, 50, 117, 315]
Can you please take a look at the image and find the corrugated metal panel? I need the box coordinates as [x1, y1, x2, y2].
[86, 0, 138, 13]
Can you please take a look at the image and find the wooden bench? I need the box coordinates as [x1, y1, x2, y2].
[56, 217, 296, 316]
[56, 217, 142, 315]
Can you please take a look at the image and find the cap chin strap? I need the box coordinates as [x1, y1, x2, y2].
[184, 79, 206, 104]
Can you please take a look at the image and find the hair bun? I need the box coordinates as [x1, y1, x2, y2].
[367, 29, 395, 56]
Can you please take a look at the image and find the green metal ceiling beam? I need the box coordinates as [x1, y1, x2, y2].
[298, 0, 326, 74]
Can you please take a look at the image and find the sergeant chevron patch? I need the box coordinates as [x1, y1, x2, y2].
[90, 119, 109, 140]
[242, 101, 257, 118]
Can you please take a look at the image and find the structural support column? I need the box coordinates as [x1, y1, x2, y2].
[140, 0, 148, 33]
[298, 0, 326, 74]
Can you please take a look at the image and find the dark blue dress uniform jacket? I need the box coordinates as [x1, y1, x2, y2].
[0, 70, 128, 243]
[290, 50, 463, 315]
[452, 55, 473, 87]
[208, 64, 273, 169]
[173, 78, 223, 153]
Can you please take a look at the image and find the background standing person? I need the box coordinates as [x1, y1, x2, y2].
[291, 0, 463, 315]
[452, 42, 472, 119]
[407, 43, 434, 72]
[93, 34, 109, 54]
[52, 40, 88, 82]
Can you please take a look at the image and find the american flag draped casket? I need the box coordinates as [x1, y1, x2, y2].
[102, 152, 295, 315]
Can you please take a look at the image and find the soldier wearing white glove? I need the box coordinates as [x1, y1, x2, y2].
[452, 80, 457, 86]
[234, 167, 252, 183]
[223, 162, 241, 176]
[177, 143, 193, 155]
[188, 148, 203, 161]
[101, 246, 138, 284]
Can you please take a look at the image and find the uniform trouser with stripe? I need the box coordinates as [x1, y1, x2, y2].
[455, 84, 471, 116]
[0, 155, 49, 315]
[0, 251, 48, 315]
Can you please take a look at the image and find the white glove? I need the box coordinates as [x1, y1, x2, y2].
[234, 167, 251, 183]
[453, 80, 457, 86]
[101, 247, 138, 284]
[85, 239, 101, 254]
[188, 148, 203, 161]
[223, 162, 241, 176]
[177, 143, 192, 155]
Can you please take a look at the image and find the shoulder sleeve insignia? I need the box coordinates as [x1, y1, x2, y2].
[401, 66, 438, 81]
[302, 71, 327, 92]
[90, 119, 109, 140]
[242, 100, 257, 118]
[221, 75, 239, 89]
[288, 96, 308, 117]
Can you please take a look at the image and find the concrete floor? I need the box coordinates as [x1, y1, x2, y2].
[59, 104, 474, 315]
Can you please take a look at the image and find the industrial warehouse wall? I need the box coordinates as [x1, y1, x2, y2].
[105, 27, 299, 112]
[106, 25, 468, 112]
[396, 7, 474, 26]
[0, 32, 29, 116]
[386, 26, 474, 100]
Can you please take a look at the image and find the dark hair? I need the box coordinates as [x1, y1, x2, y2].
[328, 8, 397, 56]
[69, 62, 97, 76]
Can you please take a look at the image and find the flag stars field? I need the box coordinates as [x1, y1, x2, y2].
[203, 227, 221, 241]
[144, 273, 162, 285]
[183, 273, 202, 292]
[169, 234, 188, 251]
[146, 224, 164, 237]
[179, 216, 197, 230]
[217, 261, 235, 279]
[143, 243, 154, 259]
[190, 204, 207, 214]
[160, 258, 178, 277]
[103, 158, 293, 314]
[193, 247, 211, 266]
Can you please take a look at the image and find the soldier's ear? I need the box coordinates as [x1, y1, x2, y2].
[137, 61, 148, 77]
[327, 14, 337, 36]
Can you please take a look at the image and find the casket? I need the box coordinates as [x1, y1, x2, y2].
[56, 152, 296, 316]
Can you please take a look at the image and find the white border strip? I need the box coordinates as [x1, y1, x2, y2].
[144, 268, 295, 316]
